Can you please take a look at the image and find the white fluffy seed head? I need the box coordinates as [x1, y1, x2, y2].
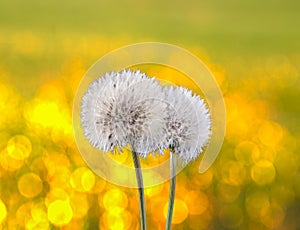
[163, 86, 211, 163]
[81, 69, 166, 156]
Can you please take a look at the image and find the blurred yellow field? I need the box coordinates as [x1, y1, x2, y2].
[1, 1, 300, 229]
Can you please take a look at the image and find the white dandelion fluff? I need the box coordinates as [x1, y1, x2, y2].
[81, 69, 166, 156]
[163, 86, 211, 163]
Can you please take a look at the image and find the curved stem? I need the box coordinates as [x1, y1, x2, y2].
[166, 152, 176, 230]
[131, 150, 147, 230]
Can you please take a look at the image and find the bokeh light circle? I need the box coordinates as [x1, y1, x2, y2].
[47, 200, 73, 226]
[18, 173, 43, 198]
[7, 135, 32, 160]
[70, 167, 95, 192]
[163, 199, 189, 224]
[73, 42, 226, 187]
[102, 189, 128, 212]
[101, 209, 133, 230]
[0, 199, 7, 224]
[251, 160, 276, 186]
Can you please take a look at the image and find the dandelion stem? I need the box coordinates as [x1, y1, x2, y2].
[166, 152, 176, 230]
[131, 150, 147, 230]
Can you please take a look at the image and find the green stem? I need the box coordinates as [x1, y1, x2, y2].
[166, 152, 176, 230]
[131, 150, 147, 230]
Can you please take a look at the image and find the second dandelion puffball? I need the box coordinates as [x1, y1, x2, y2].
[162, 86, 211, 163]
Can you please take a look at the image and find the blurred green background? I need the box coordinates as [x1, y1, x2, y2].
[0, 0, 299, 229]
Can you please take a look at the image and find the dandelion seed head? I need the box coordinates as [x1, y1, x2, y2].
[81, 69, 166, 156]
[163, 86, 211, 163]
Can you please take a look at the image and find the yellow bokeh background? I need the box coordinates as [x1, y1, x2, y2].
[1, 0, 300, 229]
